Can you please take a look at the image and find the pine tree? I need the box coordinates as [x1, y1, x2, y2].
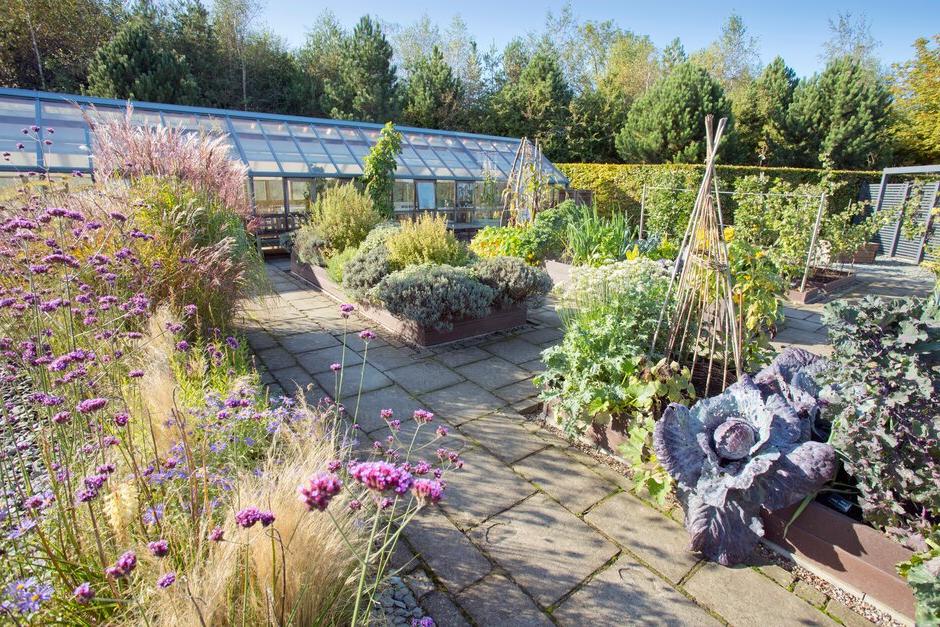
[615, 62, 730, 163]
[788, 56, 891, 168]
[402, 46, 463, 129]
[322, 16, 398, 122]
[169, 0, 232, 108]
[491, 49, 572, 159]
[732, 56, 798, 165]
[86, 16, 197, 104]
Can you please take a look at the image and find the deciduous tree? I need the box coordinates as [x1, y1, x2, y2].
[891, 35, 940, 164]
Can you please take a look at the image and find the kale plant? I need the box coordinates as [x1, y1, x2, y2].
[823, 296, 940, 543]
[653, 348, 837, 566]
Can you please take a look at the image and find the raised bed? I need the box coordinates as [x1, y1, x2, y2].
[788, 268, 857, 304]
[836, 241, 879, 264]
[290, 253, 528, 347]
[764, 502, 915, 623]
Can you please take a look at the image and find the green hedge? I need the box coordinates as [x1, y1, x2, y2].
[556, 163, 878, 227]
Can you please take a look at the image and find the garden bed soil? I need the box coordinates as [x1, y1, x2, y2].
[788, 268, 857, 304]
[543, 399, 916, 624]
[763, 502, 915, 623]
[290, 253, 528, 347]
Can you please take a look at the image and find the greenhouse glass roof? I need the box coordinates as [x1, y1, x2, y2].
[0, 88, 567, 184]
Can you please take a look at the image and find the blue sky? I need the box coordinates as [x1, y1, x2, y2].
[238, 0, 936, 77]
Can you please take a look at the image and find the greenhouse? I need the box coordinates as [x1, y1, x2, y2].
[0, 87, 568, 235]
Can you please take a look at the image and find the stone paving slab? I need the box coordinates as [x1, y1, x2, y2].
[404, 507, 492, 594]
[385, 360, 465, 395]
[295, 345, 363, 374]
[278, 330, 341, 354]
[483, 337, 545, 364]
[585, 492, 700, 584]
[682, 562, 838, 626]
[512, 446, 619, 514]
[457, 573, 554, 626]
[457, 413, 550, 465]
[312, 362, 392, 399]
[438, 446, 537, 529]
[553, 556, 721, 626]
[455, 356, 533, 390]
[348, 385, 424, 432]
[469, 492, 620, 607]
[419, 381, 506, 426]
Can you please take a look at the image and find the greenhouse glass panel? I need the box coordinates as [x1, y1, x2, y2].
[416, 181, 435, 210]
[230, 119, 279, 171]
[393, 180, 415, 214]
[322, 139, 362, 175]
[0, 96, 38, 169]
[262, 123, 307, 173]
[436, 181, 455, 209]
[415, 146, 453, 177]
[400, 146, 431, 177]
[252, 177, 285, 215]
[432, 147, 471, 178]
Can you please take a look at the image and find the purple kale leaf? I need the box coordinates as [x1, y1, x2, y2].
[653, 348, 837, 566]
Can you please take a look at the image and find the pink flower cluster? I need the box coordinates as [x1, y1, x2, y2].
[348, 461, 414, 495]
[411, 479, 445, 505]
[299, 472, 342, 511]
[235, 506, 276, 528]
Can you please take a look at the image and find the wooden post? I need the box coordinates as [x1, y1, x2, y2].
[799, 193, 827, 293]
[915, 184, 938, 262]
[639, 185, 647, 239]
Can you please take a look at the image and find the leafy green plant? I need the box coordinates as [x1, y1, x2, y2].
[732, 175, 878, 279]
[386, 213, 468, 267]
[326, 246, 359, 283]
[823, 296, 940, 543]
[308, 184, 381, 255]
[362, 122, 403, 219]
[469, 226, 533, 263]
[618, 416, 674, 506]
[375, 264, 494, 330]
[726, 233, 786, 369]
[472, 256, 552, 309]
[566, 204, 636, 266]
[898, 536, 940, 625]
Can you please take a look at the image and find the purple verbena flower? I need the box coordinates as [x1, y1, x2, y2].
[157, 572, 176, 589]
[148, 539, 169, 557]
[299, 472, 342, 512]
[105, 551, 137, 578]
[73, 582, 94, 604]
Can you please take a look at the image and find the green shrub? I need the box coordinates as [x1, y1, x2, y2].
[293, 223, 327, 266]
[386, 213, 467, 267]
[325, 246, 359, 284]
[566, 204, 636, 266]
[469, 202, 578, 265]
[309, 184, 381, 255]
[472, 256, 552, 309]
[469, 226, 532, 262]
[375, 264, 494, 330]
[342, 244, 392, 300]
[360, 222, 401, 253]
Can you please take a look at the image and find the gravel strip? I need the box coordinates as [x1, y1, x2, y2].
[373, 576, 432, 626]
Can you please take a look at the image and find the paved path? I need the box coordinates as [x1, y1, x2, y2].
[772, 258, 935, 356]
[240, 257, 898, 627]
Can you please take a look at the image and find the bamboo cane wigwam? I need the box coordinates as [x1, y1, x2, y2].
[649, 115, 743, 395]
